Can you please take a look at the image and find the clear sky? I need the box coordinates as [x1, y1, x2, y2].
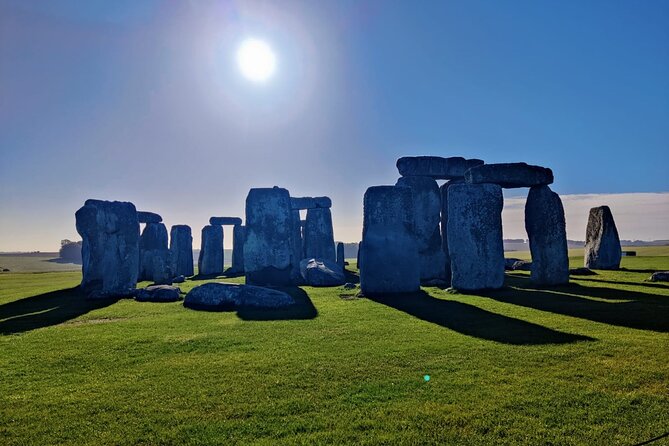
[1, 0, 668, 251]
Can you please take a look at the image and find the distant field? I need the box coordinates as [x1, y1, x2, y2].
[506, 245, 669, 261]
[1, 252, 668, 444]
[0, 253, 81, 273]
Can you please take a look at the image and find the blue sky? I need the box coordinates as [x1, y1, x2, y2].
[1, 0, 668, 250]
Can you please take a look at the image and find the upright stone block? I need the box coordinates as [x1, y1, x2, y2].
[198, 225, 223, 276]
[289, 210, 304, 283]
[396, 176, 445, 281]
[439, 180, 462, 286]
[139, 222, 168, 281]
[525, 185, 569, 285]
[584, 206, 622, 270]
[304, 208, 336, 262]
[336, 242, 345, 270]
[230, 225, 246, 274]
[244, 187, 296, 286]
[75, 199, 140, 298]
[170, 225, 194, 277]
[447, 183, 504, 290]
[360, 186, 420, 295]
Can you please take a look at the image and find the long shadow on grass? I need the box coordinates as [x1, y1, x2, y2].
[0, 287, 118, 335]
[367, 290, 592, 345]
[482, 276, 669, 332]
[236, 287, 318, 321]
[570, 277, 669, 291]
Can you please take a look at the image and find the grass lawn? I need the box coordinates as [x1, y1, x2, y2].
[1, 253, 668, 445]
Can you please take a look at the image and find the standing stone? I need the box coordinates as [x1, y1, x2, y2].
[198, 225, 223, 276]
[447, 183, 504, 290]
[396, 176, 445, 282]
[75, 199, 140, 298]
[584, 206, 622, 270]
[170, 225, 194, 277]
[525, 185, 569, 285]
[139, 222, 168, 281]
[244, 187, 296, 286]
[303, 208, 336, 262]
[336, 242, 345, 270]
[289, 210, 304, 283]
[360, 186, 420, 295]
[230, 225, 246, 274]
[151, 249, 173, 285]
[439, 179, 463, 286]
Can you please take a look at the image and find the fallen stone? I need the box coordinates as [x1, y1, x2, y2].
[570, 267, 597, 276]
[511, 260, 532, 271]
[198, 225, 223, 276]
[244, 187, 296, 286]
[76, 199, 140, 298]
[300, 258, 346, 287]
[343, 283, 357, 289]
[447, 183, 505, 290]
[303, 208, 336, 262]
[137, 211, 162, 224]
[172, 275, 185, 283]
[504, 258, 523, 270]
[649, 272, 669, 282]
[396, 156, 484, 180]
[183, 282, 295, 311]
[396, 176, 445, 281]
[584, 206, 622, 270]
[209, 217, 243, 226]
[465, 163, 553, 188]
[135, 285, 181, 302]
[170, 225, 194, 277]
[360, 185, 420, 295]
[525, 185, 569, 285]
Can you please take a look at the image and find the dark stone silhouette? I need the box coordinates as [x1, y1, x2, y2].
[447, 184, 504, 290]
[336, 242, 345, 269]
[209, 217, 242, 226]
[75, 199, 139, 298]
[290, 196, 332, 209]
[139, 222, 169, 281]
[525, 185, 569, 285]
[396, 156, 484, 179]
[198, 225, 223, 276]
[584, 206, 622, 270]
[360, 186, 420, 295]
[230, 224, 246, 274]
[300, 258, 345, 286]
[184, 282, 295, 311]
[303, 208, 336, 262]
[134, 285, 181, 302]
[137, 211, 162, 224]
[465, 162, 553, 188]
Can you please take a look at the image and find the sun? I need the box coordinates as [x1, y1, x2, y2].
[236, 38, 276, 83]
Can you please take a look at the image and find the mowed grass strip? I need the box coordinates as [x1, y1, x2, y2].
[1, 254, 668, 445]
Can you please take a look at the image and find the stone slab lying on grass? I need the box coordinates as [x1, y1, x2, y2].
[183, 282, 295, 311]
[569, 267, 597, 276]
[649, 272, 669, 282]
[300, 258, 345, 287]
[135, 285, 181, 302]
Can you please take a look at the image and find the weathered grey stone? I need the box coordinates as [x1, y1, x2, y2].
[75, 199, 140, 298]
[360, 186, 420, 295]
[525, 185, 569, 285]
[343, 282, 356, 290]
[139, 222, 168, 281]
[304, 208, 336, 262]
[244, 187, 296, 286]
[464, 162, 553, 188]
[135, 285, 181, 302]
[396, 176, 445, 281]
[504, 258, 523, 270]
[172, 275, 186, 283]
[209, 217, 242, 226]
[289, 211, 304, 284]
[336, 242, 345, 269]
[290, 196, 332, 209]
[584, 206, 622, 270]
[170, 225, 194, 277]
[151, 249, 173, 285]
[396, 156, 484, 180]
[183, 282, 295, 311]
[511, 260, 532, 271]
[440, 179, 464, 285]
[447, 183, 505, 290]
[230, 225, 246, 274]
[300, 258, 346, 286]
[137, 211, 162, 224]
[198, 225, 223, 276]
[649, 272, 669, 282]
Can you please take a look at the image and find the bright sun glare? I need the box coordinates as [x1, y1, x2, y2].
[236, 38, 276, 83]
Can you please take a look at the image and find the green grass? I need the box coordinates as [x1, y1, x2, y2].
[0, 253, 81, 273]
[1, 255, 668, 445]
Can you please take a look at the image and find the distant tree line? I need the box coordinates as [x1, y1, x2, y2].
[59, 239, 82, 262]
